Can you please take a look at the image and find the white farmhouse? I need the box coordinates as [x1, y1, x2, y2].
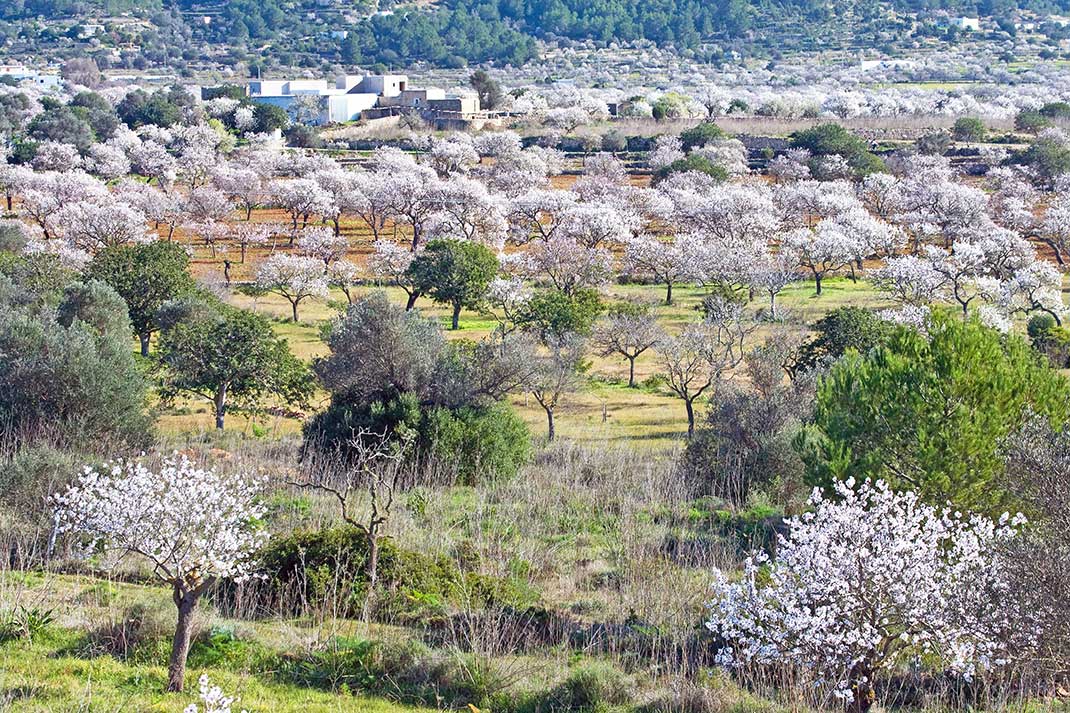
[244, 74, 481, 126]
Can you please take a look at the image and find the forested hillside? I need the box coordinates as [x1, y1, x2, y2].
[4, 0, 1070, 68]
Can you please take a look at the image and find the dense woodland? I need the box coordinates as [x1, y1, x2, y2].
[6, 0, 1070, 69]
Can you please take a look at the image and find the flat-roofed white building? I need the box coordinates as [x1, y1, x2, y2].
[244, 73, 481, 126]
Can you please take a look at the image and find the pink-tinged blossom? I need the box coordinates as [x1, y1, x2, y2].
[781, 221, 860, 294]
[53, 199, 152, 252]
[647, 135, 684, 171]
[23, 237, 92, 271]
[624, 233, 693, 305]
[255, 253, 329, 322]
[426, 177, 508, 248]
[506, 189, 578, 244]
[485, 275, 532, 337]
[858, 173, 901, 219]
[270, 178, 333, 232]
[428, 135, 480, 177]
[669, 183, 781, 244]
[774, 179, 861, 228]
[185, 186, 234, 224]
[54, 455, 267, 588]
[875, 255, 946, 306]
[32, 141, 82, 172]
[524, 236, 614, 295]
[297, 225, 349, 268]
[558, 202, 630, 248]
[327, 259, 361, 304]
[230, 222, 274, 262]
[84, 143, 131, 180]
[54, 455, 267, 693]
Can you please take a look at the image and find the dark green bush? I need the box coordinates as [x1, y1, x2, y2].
[252, 527, 538, 621]
[423, 402, 531, 485]
[679, 122, 727, 150]
[1028, 313, 1070, 368]
[653, 153, 728, 184]
[305, 396, 530, 486]
[790, 123, 885, 176]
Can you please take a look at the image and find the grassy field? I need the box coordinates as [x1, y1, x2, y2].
[0, 572, 440, 712]
[159, 249, 893, 447]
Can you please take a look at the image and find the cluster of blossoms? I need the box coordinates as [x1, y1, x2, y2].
[506, 46, 1070, 124]
[707, 479, 1028, 707]
[4, 77, 1070, 333]
[183, 675, 247, 713]
[53, 454, 267, 587]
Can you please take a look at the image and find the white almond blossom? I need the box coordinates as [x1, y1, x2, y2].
[708, 479, 1027, 710]
[54, 455, 267, 693]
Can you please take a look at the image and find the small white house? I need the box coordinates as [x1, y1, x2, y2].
[0, 64, 62, 90]
[951, 16, 981, 31]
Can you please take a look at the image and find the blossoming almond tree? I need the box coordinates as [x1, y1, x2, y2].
[53, 456, 267, 693]
[255, 253, 329, 322]
[707, 479, 1026, 713]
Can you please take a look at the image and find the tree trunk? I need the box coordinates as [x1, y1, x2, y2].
[685, 398, 696, 437]
[814, 273, 823, 295]
[166, 588, 198, 692]
[769, 292, 777, 319]
[214, 384, 228, 430]
[665, 281, 673, 305]
[405, 291, 419, 311]
[291, 300, 300, 322]
[1044, 239, 1066, 266]
[5, 196, 11, 212]
[846, 663, 875, 713]
[451, 303, 461, 330]
[138, 333, 151, 357]
[545, 406, 555, 442]
[627, 356, 636, 388]
[362, 525, 380, 621]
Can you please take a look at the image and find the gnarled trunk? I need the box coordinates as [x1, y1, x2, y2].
[166, 586, 199, 692]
